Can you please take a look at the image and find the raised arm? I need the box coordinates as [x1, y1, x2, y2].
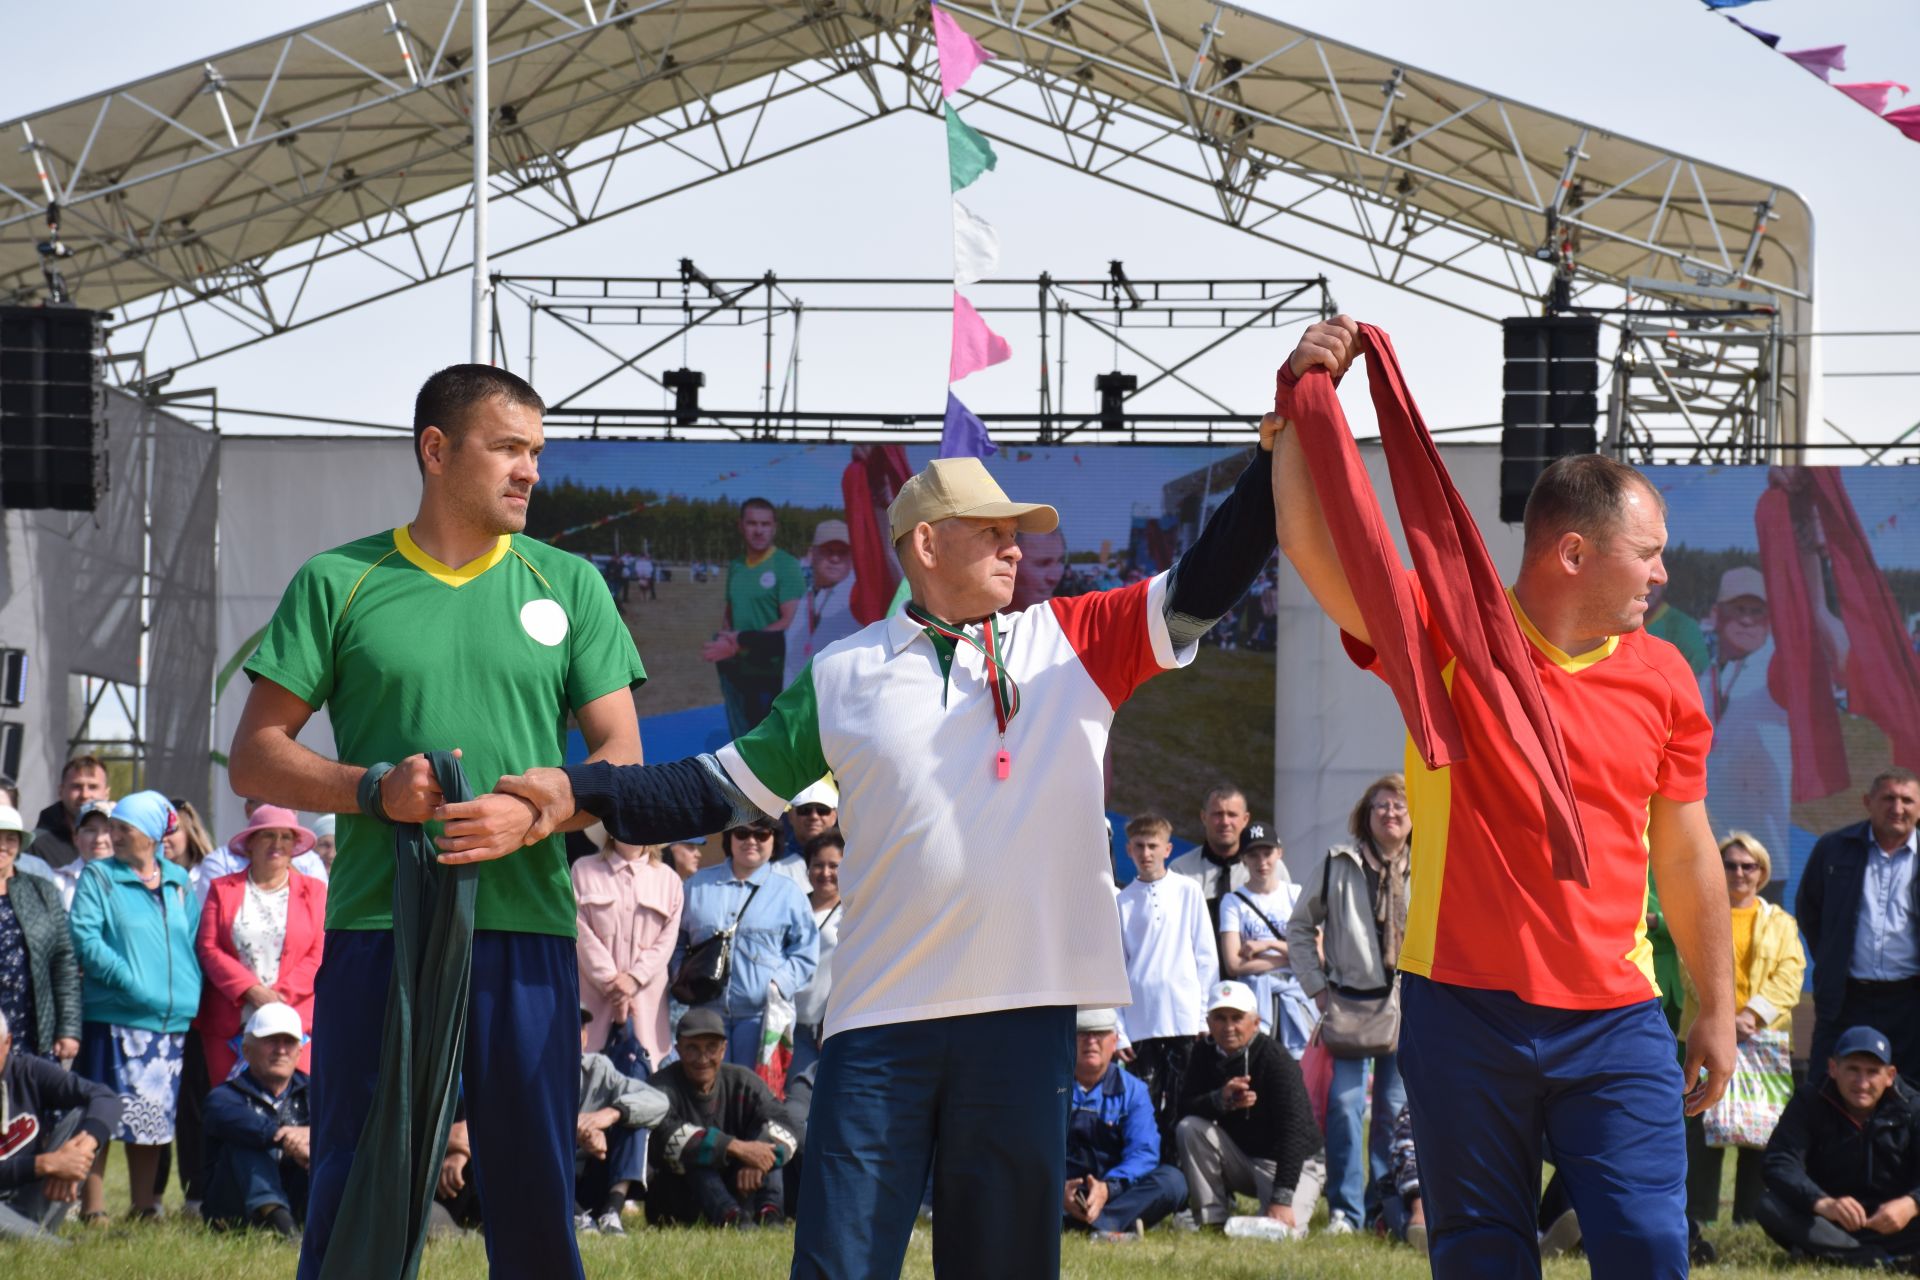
[1271, 317, 1370, 644]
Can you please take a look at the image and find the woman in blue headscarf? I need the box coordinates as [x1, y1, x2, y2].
[68, 791, 202, 1220]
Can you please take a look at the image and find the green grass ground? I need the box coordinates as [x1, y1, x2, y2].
[31, 1154, 1836, 1277]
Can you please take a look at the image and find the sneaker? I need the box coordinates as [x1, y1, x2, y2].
[1172, 1212, 1203, 1233]
[1406, 1223, 1429, 1255]
[1539, 1208, 1582, 1258]
[755, 1206, 785, 1229]
[1326, 1211, 1358, 1236]
[256, 1204, 298, 1239]
[574, 1211, 599, 1234]
[593, 1210, 626, 1236]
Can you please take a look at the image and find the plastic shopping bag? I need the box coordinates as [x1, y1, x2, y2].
[1703, 1028, 1793, 1149]
[756, 981, 796, 1099]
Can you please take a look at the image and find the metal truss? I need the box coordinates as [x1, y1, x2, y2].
[0, 0, 1815, 454]
[1604, 277, 1782, 465]
[495, 261, 1333, 441]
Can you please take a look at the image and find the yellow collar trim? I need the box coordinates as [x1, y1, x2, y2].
[743, 547, 776, 568]
[1507, 588, 1619, 673]
[393, 527, 511, 588]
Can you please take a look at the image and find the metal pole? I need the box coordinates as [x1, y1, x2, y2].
[470, 0, 490, 363]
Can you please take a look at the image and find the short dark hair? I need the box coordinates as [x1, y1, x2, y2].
[803, 829, 845, 864]
[1870, 767, 1920, 794]
[1201, 784, 1246, 811]
[739, 497, 775, 520]
[1521, 454, 1664, 558]
[61, 754, 106, 783]
[411, 364, 545, 475]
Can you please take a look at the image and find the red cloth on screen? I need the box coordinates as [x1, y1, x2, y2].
[1275, 325, 1591, 885]
[843, 445, 912, 624]
[1761, 472, 1920, 794]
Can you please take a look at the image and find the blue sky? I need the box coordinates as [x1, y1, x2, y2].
[543, 441, 1244, 552]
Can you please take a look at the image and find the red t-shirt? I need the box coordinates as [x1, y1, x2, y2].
[1346, 575, 1713, 1009]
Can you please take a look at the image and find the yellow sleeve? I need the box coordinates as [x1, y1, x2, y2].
[1745, 909, 1806, 1030]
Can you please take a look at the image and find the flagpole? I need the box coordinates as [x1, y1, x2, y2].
[470, 0, 490, 364]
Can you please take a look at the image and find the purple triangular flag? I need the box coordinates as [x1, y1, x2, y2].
[941, 391, 997, 458]
[1726, 16, 1780, 47]
[1785, 45, 1847, 81]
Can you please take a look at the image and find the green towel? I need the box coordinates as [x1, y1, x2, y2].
[320, 751, 478, 1280]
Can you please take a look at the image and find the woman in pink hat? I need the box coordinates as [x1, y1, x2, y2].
[192, 805, 326, 1083]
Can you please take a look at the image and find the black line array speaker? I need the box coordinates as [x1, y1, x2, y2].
[1499, 315, 1601, 523]
[0, 305, 107, 512]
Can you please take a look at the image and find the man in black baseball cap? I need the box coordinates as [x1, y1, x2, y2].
[1757, 1024, 1920, 1265]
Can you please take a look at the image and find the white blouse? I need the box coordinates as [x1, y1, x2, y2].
[232, 879, 291, 986]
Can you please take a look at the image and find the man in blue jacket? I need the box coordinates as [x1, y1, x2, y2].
[0, 1008, 122, 1238]
[202, 1003, 312, 1237]
[1064, 1007, 1188, 1240]
[1795, 768, 1920, 1083]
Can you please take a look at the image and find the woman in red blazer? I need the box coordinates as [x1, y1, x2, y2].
[194, 805, 326, 1082]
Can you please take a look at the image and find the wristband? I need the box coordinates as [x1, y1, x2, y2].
[358, 761, 397, 824]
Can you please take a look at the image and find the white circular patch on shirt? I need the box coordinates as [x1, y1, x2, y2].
[759, 570, 778, 590]
[520, 598, 569, 647]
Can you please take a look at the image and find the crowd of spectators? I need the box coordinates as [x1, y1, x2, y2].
[1, 750, 1917, 1269]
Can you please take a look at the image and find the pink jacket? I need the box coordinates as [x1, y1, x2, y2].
[194, 870, 326, 1083]
[572, 851, 683, 1065]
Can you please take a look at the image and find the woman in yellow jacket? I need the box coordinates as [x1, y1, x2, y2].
[1681, 831, 1805, 1229]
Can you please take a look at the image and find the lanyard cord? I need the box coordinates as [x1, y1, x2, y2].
[904, 604, 1021, 735]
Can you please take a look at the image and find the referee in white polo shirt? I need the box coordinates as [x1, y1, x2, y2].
[444, 441, 1280, 1277]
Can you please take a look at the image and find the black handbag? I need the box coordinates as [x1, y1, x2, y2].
[670, 880, 763, 1006]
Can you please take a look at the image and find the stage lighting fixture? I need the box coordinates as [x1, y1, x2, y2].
[1095, 371, 1137, 430]
[0, 650, 23, 708]
[662, 367, 705, 426]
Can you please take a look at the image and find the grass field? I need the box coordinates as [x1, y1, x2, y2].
[40, 1157, 1837, 1278]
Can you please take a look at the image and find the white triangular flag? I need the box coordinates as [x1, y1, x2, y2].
[952, 199, 1000, 287]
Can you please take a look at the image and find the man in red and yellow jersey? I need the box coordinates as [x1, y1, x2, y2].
[1271, 317, 1733, 1278]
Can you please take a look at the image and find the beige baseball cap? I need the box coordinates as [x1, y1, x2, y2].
[886, 457, 1059, 543]
[812, 519, 851, 548]
[1716, 566, 1767, 605]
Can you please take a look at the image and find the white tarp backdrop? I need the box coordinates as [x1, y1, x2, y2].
[211, 437, 418, 840]
[0, 391, 215, 816]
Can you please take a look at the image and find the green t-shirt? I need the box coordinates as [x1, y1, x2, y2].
[1645, 602, 1709, 676]
[725, 549, 805, 670]
[244, 527, 647, 936]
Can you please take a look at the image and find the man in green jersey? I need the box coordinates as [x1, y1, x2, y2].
[228, 365, 645, 1280]
[701, 496, 804, 737]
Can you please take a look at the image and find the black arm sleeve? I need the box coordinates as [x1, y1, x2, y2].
[1256, 1042, 1321, 1207]
[1165, 449, 1277, 630]
[564, 756, 751, 845]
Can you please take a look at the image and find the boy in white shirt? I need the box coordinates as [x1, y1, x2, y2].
[1114, 813, 1219, 1148]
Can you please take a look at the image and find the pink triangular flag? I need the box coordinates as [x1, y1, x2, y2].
[1884, 105, 1920, 142]
[950, 292, 1011, 382]
[1784, 45, 1847, 81]
[932, 5, 994, 99]
[1836, 81, 1910, 114]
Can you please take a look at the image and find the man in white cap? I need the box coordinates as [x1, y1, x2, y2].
[1701, 565, 1796, 880]
[1064, 1006, 1188, 1240]
[784, 520, 862, 692]
[200, 1002, 312, 1237]
[772, 777, 838, 889]
[458, 438, 1283, 1279]
[1174, 980, 1323, 1236]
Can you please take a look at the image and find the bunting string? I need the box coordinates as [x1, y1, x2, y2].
[932, 3, 1007, 459]
[1711, 2, 1920, 143]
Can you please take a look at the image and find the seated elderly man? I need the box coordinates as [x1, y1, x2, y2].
[574, 1007, 668, 1237]
[1064, 1007, 1188, 1241]
[0, 1008, 121, 1238]
[1174, 980, 1325, 1237]
[1759, 1026, 1920, 1267]
[201, 1003, 311, 1237]
[649, 1007, 798, 1228]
